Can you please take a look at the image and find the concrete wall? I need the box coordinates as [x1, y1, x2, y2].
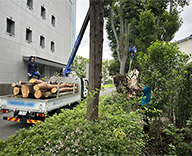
[177, 38, 192, 62]
[0, 0, 73, 83]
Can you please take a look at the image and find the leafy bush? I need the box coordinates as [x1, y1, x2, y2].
[102, 84, 115, 88]
[105, 79, 113, 84]
[0, 93, 145, 156]
[163, 124, 192, 155]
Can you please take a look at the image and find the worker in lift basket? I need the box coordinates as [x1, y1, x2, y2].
[27, 56, 40, 80]
[137, 81, 151, 132]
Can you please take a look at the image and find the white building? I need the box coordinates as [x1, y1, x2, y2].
[0, 0, 76, 94]
[177, 34, 192, 62]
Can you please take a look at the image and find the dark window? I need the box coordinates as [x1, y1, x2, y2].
[27, 0, 33, 9]
[6, 18, 15, 35]
[26, 28, 32, 43]
[51, 41, 55, 52]
[40, 35, 45, 48]
[41, 6, 46, 19]
[51, 15, 56, 26]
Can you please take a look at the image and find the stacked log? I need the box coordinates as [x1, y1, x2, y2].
[11, 78, 78, 99]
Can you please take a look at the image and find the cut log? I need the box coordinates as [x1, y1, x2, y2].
[33, 82, 48, 91]
[46, 84, 58, 90]
[44, 91, 73, 98]
[34, 90, 45, 99]
[21, 84, 34, 98]
[12, 83, 22, 88]
[19, 81, 29, 85]
[51, 87, 76, 94]
[44, 91, 52, 98]
[13, 87, 21, 95]
[29, 78, 44, 85]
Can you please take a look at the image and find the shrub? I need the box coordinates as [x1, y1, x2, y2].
[0, 93, 145, 156]
[105, 79, 113, 84]
[163, 123, 192, 155]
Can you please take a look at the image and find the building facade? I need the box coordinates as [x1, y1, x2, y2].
[0, 0, 76, 94]
[177, 34, 192, 62]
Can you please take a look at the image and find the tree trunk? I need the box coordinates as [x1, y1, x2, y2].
[87, 0, 104, 121]
[110, 3, 128, 75]
[119, 59, 126, 74]
[21, 84, 34, 98]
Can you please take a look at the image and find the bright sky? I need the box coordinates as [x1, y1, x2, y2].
[75, 0, 192, 60]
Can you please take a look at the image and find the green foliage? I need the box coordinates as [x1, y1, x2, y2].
[104, 79, 113, 85]
[102, 59, 111, 83]
[138, 40, 190, 110]
[72, 55, 89, 78]
[163, 124, 192, 155]
[102, 84, 115, 88]
[0, 93, 145, 155]
[175, 62, 192, 128]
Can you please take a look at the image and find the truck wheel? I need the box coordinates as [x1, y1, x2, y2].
[56, 109, 61, 115]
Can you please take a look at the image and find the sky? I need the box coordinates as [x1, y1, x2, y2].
[75, 0, 192, 60]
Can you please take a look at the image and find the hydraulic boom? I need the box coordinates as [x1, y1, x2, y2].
[64, 9, 90, 77]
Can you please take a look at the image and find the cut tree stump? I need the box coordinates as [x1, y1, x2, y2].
[21, 84, 34, 98]
[34, 90, 45, 99]
[13, 87, 21, 95]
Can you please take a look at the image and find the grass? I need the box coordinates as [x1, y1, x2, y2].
[102, 84, 115, 88]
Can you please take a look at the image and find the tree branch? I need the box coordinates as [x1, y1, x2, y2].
[110, 5, 121, 62]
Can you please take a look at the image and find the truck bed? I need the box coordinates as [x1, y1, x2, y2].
[0, 92, 81, 113]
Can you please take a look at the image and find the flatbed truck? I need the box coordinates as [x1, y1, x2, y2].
[0, 77, 88, 124]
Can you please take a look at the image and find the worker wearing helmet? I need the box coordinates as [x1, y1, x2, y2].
[27, 56, 40, 80]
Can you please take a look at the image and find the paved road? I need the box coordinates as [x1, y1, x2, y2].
[0, 112, 30, 140]
[0, 87, 116, 141]
[100, 87, 116, 96]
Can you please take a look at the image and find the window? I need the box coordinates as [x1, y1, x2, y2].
[51, 41, 55, 52]
[51, 15, 56, 26]
[6, 18, 15, 36]
[26, 28, 32, 43]
[40, 35, 45, 48]
[41, 6, 46, 19]
[27, 0, 33, 9]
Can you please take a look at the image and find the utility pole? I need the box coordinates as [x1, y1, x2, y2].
[87, 0, 104, 121]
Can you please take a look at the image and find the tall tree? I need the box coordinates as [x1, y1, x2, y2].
[87, 0, 104, 121]
[105, 0, 189, 73]
[72, 55, 89, 78]
[101, 60, 111, 84]
[105, 0, 143, 74]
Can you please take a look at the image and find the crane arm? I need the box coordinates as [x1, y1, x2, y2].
[64, 9, 90, 77]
